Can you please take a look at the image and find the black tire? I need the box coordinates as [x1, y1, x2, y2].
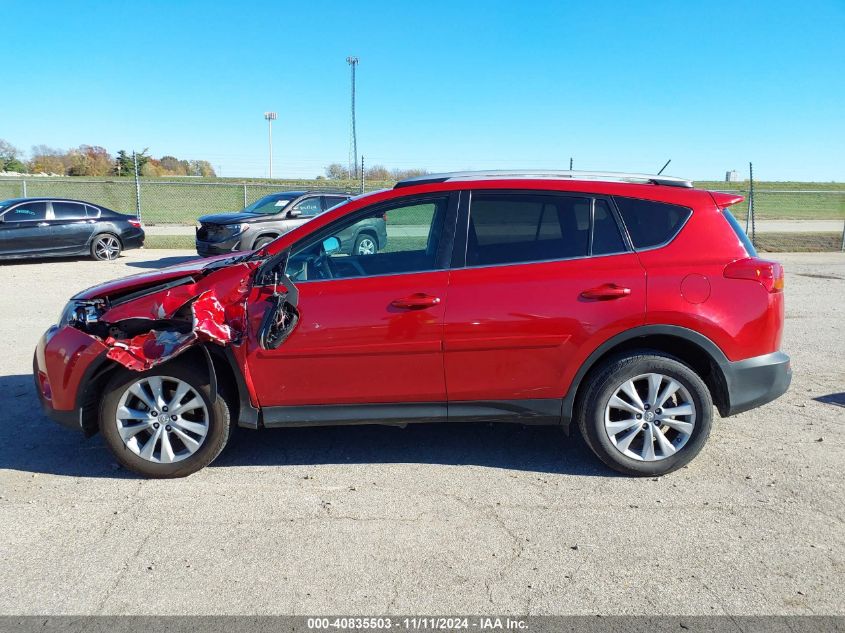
[90, 233, 122, 261]
[577, 351, 713, 476]
[99, 363, 230, 478]
[353, 232, 378, 256]
[252, 236, 275, 250]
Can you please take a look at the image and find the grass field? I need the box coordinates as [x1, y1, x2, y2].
[1, 177, 843, 225]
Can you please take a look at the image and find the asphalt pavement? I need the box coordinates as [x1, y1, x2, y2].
[0, 250, 843, 615]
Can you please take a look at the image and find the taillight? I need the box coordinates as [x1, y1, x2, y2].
[723, 257, 784, 293]
[128, 219, 142, 228]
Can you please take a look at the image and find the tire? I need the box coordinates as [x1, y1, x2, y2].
[577, 351, 713, 476]
[90, 233, 122, 261]
[353, 232, 378, 256]
[252, 236, 275, 250]
[99, 363, 231, 478]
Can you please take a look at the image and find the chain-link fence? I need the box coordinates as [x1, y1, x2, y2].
[0, 177, 392, 225]
[0, 178, 843, 247]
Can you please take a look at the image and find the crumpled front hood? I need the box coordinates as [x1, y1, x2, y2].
[73, 253, 236, 300]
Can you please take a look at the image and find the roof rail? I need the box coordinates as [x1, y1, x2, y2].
[393, 170, 694, 189]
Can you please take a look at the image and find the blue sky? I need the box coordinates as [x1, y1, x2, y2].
[2, 0, 843, 181]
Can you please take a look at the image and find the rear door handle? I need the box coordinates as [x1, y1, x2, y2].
[37, 222, 49, 227]
[390, 293, 441, 310]
[580, 284, 631, 300]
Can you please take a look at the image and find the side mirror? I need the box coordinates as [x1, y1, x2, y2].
[322, 236, 340, 254]
[287, 208, 301, 219]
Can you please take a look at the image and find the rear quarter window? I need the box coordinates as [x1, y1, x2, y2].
[614, 197, 692, 249]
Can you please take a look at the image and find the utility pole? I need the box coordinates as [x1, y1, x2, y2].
[346, 56, 359, 179]
[132, 151, 141, 220]
[264, 111, 277, 179]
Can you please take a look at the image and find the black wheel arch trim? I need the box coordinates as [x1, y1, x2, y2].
[561, 324, 732, 431]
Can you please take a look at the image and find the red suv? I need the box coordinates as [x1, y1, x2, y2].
[34, 171, 791, 478]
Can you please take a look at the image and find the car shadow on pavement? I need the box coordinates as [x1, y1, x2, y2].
[0, 373, 612, 478]
[813, 392, 845, 408]
[126, 255, 200, 270]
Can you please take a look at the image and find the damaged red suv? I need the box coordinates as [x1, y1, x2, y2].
[34, 171, 791, 477]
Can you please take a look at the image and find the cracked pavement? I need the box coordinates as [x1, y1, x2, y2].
[0, 249, 843, 615]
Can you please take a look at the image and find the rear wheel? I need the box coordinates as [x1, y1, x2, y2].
[354, 233, 378, 256]
[577, 351, 713, 476]
[91, 234, 122, 260]
[99, 364, 230, 478]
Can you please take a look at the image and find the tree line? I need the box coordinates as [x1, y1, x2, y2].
[0, 139, 216, 178]
[323, 163, 428, 181]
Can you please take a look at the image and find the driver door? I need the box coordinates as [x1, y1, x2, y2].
[245, 193, 458, 415]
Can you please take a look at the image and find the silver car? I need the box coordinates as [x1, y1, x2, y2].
[195, 191, 385, 257]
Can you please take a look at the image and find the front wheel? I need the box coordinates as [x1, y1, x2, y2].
[99, 364, 230, 478]
[577, 352, 713, 476]
[91, 234, 122, 261]
[252, 236, 275, 251]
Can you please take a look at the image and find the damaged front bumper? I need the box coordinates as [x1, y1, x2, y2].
[34, 324, 109, 432]
[35, 249, 302, 434]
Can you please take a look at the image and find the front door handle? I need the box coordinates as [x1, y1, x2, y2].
[390, 293, 441, 310]
[37, 222, 49, 227]
[580, 284, 631, 301]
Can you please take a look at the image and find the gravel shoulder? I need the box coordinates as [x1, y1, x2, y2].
[0, 249, 843, 615]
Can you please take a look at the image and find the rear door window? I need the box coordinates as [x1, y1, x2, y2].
[291, 197, 322, 217]
[614, 197, 692, 249]
[466, 193, 628, 266]
[591, 199, 627, 256]
[323, 196, 349, 210]
[51, 201, 88, 220]
[3, 202, 47, 222]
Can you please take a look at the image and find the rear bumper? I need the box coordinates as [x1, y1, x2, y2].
[120, 227, 145, 250]
[722, 351, 791, 416]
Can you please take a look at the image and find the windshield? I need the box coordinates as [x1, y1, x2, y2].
[242, 194, 297, 215]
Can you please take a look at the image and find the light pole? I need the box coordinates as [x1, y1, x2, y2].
[264, 111, 277, 178]
[346, 56, 359, 178]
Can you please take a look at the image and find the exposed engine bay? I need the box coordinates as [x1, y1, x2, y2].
[59, 251, 300, 371]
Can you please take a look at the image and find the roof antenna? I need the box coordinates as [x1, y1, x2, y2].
[657, 159, 671, 175]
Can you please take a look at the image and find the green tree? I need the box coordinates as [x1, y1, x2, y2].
[114, 149, 150, 177]
[0, 139, 26, 172]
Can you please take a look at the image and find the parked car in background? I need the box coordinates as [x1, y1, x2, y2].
[0, 197, 144, 261]
[194, 190, 381, 257]
[36, 170, 790, 478]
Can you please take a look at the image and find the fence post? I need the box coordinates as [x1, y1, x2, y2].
[840, 219, 845, 252]
[21, 179, 27, 197]
[745, 162, 755, 245]
[132, 151, 142, 221]
[243, 183, 248, 208]
[360, 155, 365, 194]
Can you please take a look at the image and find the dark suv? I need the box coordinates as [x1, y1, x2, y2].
[36, 171, 790, 478]
[195, 191, 382, 256]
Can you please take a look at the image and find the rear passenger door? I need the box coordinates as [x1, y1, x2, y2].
[49, 201, 97, 252]
[443, 190, 646, 405]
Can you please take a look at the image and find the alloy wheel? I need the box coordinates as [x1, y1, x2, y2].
[115, 376, 209, 464]
[603, 372, 696, 462]
[94, 235, 121, 260]
[356, 237, 376, 255]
